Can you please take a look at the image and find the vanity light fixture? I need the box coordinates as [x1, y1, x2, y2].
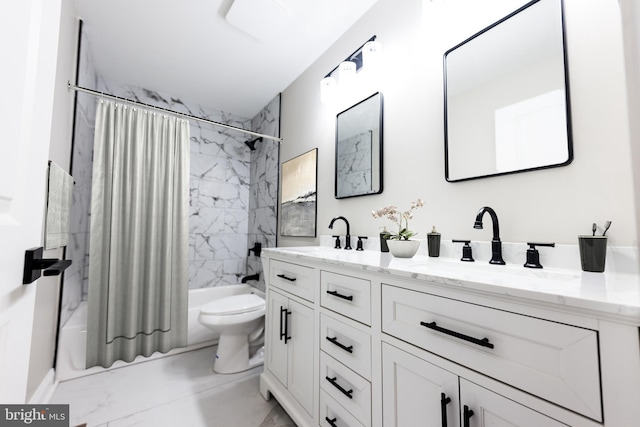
[320, 35, 381, 104]
[338, 61, 356, 84]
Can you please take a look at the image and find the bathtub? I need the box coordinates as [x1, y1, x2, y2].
[55, 284, 264, 382]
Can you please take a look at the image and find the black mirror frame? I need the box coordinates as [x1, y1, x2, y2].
[443, 0, 573, 183]
[335, 92, 384, 199]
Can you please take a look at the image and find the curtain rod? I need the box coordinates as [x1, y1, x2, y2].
[67, 82, 284, 143]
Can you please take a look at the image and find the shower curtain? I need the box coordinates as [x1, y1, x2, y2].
[87, 100, 190, 368]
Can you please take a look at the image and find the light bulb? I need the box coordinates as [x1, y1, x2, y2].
[362, 40, 382, 70]
[320, 76, 337, 104]
[338, 61, 356, 85]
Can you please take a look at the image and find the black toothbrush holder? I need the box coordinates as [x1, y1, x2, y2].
[578, 235, 607, 272]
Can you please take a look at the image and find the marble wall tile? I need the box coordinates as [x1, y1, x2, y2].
[197, 180, 249, 210]
[190, 153, 228, 182]
[59, 267, 83, 328]
[246, 95, 280, 291]
[62, 31, 98, 322]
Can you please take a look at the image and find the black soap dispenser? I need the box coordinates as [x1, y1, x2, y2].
[380, 227, 390, 252]
[427, 226, 441, 257]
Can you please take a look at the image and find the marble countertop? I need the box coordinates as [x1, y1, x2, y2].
[263, 246, 640, 323]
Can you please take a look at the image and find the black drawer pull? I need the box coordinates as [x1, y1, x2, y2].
[420, 321, 494, 349]
[441, 393, 451, 427]
[463, 405, 474, 427]
[325, 417, 338, 427]
[326, 336, 353, 353]
[277, 273, 296, 282]
[325, 376, 353, 399]
[326, 290, 353, 301]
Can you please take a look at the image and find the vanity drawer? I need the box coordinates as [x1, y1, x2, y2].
[321, 271, 371, 325]
[269, 259, 316, 302]
[381, 284, 602, 421]
[320, 313, 371, 380]
[320, 390, 366, 427]
[320, 352, 371, 426]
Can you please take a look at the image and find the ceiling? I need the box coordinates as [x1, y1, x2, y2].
[73, 0, 379, 118]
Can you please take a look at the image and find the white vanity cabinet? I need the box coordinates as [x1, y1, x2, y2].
[261, 258, 318, 426]
[318, 271, 373, 427]
[382, 342, 460, 427]
[260, 247, 640, 427]
[381, 284, 602, 421]
[266, 288, 315, 414]
[382, 342, 571, 427]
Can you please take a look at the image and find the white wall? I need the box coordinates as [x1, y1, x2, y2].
[279, 0, 637, 248]
[620, 0, 640, 248]
[26, 0, 78, 401]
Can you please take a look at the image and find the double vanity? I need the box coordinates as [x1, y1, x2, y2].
[259, 244, 640, 427]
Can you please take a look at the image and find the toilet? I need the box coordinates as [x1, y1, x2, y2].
[198, 293, 266, 374]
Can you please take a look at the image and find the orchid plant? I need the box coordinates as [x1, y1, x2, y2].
[372, 198, 424, 240]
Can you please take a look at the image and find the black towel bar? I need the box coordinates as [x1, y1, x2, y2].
[23, 247, 72, 284]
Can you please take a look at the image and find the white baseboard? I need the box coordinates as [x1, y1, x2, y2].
[28, 368, 58, 404]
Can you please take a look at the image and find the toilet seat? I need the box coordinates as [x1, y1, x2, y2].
[201, 294, 264, 316]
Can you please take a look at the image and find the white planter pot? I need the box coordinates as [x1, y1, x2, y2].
[386, 240, 420, 258]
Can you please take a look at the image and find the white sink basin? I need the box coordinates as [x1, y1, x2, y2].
[425, 257, 580, 282]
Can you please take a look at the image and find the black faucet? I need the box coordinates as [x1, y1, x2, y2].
[473, 206, 505, 265]
[241, 273, 260, 283]
[328, 216, 352, 250]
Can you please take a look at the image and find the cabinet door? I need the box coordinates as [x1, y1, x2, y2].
[288, 299, 315, 416]
[460, 379, 568, 427]
[266, 290, 289, 387]
[382, 343, 459, 427]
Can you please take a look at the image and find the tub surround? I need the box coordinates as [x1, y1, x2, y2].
[247, 95, 280, 292]
[260, 243, 640, 426]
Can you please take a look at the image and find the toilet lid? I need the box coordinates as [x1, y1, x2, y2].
[201, 294, 265, 315]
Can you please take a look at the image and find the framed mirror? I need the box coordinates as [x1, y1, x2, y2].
[335, 92, 383, 198]
[444, 0, 572, 182]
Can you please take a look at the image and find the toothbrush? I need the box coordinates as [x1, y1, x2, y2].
[602, 220, 612, 236]
[592, 223, 597, 236]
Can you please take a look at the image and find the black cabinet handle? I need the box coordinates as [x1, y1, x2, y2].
[463, 405, 474, 427]
[326, 290, 353, 301]
[420, 321, 494, 349]
[325, 417, 338, 427]
[325, 376, 353, 399]
[279, 306, 285, 341]
[277, 273, 296, 282]
[326, 336, 353, 354]
[284, 308, 291, 344]
[280, 306, 291, 343]
[440, 393, 451, 427]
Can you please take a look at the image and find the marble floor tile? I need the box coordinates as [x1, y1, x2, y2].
[51, 346, 295, 427]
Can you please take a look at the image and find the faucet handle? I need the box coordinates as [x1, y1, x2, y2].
[524, 242, 555, 269]
[356, 236, 368, 251]
[452, 239, 475, 262]
[332, 235, 341, 249]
